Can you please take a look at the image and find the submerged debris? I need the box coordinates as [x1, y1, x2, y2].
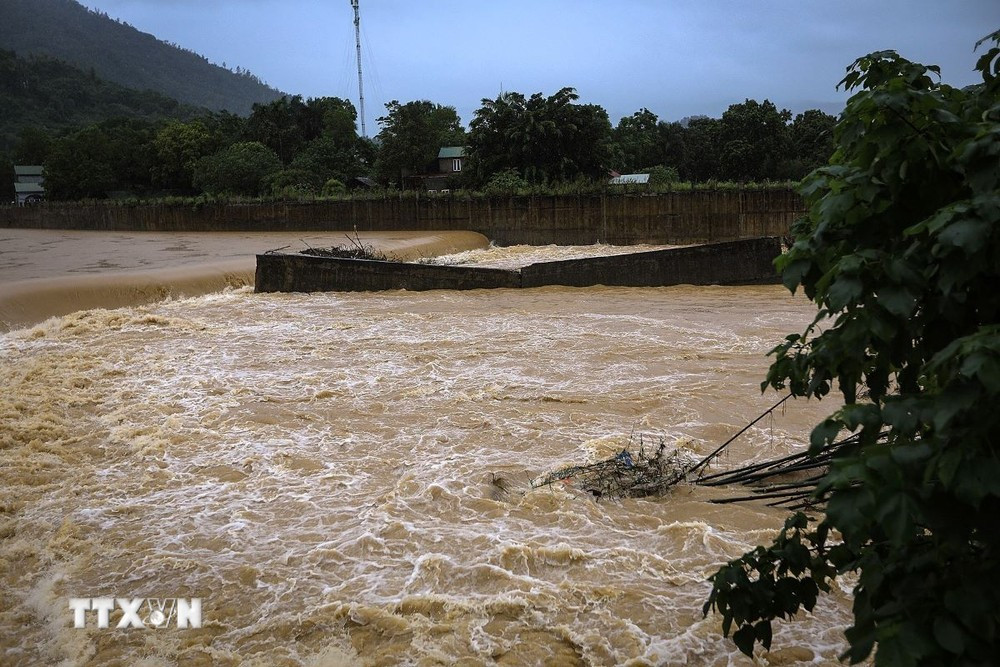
[530, 437, 694, 500]
[488, 472, 513, 500]
[523, 394, 867, 507]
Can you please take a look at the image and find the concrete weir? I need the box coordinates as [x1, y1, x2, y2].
[255, 237, 783, 293]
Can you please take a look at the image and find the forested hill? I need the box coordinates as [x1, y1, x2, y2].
[0, 49, 204, 150]
[0, 0, 285, 115]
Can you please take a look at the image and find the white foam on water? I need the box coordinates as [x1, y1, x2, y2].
[0, 284, 857, 664]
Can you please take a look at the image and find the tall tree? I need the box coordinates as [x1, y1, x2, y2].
[192, 141, 282, 196]
[467, 86, 612, 185]
[44, 119, 156, 199]
[242, 95, 361, 171]
[466, 91, 527, 184]
[786, 109, 837, 179]
[290, 135, 369, 189]
[613, 108, 660, 173]
[13, 126, 52, 164]
[373, 100, 465, 186]
[44, 125, 117, 199]
[679, 116, 722, 181]
[704, 32, 1000, 665]
[655, 120, 686, 175]
[151, 119, 217, 191]
[243, 95, 309, 164]
[718, 98, 792, 181]
[306, 96, 359, 143]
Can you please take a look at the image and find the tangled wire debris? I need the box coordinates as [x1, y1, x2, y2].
[530, 437, 694, 500]
[513, 395, 865, 506]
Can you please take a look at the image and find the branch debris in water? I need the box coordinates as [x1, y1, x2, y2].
[530, 437, 694, 500]
[298, 230, 389, 261]
[519, 396, 870, 507]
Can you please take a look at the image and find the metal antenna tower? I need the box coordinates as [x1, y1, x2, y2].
[350, 0, 366, 136]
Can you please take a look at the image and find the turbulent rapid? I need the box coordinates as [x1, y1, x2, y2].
[0, 279, 855, 665]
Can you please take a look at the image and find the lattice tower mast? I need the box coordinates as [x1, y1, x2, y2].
[350, 0, 366, 136]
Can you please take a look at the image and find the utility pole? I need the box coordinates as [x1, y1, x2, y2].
[350, 0, 366, 137]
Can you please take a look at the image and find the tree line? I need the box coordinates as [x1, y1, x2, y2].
[3, 84, 836, 203]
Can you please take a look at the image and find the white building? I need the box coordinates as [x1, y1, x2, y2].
[13, 165, 45, 205]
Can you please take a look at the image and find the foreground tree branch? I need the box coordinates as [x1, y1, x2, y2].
[704, 31, 1000, 665]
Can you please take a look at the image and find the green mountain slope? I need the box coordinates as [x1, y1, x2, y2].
[0, 49, 203, 150]
[0, 0, 285, 115]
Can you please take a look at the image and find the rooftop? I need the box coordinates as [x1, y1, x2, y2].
[438, 146, 466, 159]
[608, 173, 651, 185]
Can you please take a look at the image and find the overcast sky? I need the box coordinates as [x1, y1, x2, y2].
[82, 0, 998, 134]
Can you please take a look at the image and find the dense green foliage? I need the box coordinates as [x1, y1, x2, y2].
[193, 141, 282, 197]
[611, 102, 834, 183]
[0, 0, 283, 114]
[0, 49, 201, 150]
[1, 3, 837, 201]
[0, 2, 838, 201]
[467, 87, 614, 185]
[32, 94, 372, 199]
[243, 95, 358, 164]
[240, 95, 371, 194]
[373, 100, 466, 186]
[151, 120, 219, 192]
[0, 151, 12, 202]
[704, 33, 1000, 665]
[44, 119, 157, 199]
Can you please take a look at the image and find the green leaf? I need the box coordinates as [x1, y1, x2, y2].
[781, 259, 812, 291]
[882, 399, 920, 433]
[810, 419, 842, 452]
[890, 442, 931, 466]
[933, 616, 965, 654]
[827, 276, 863, 309]
[937, 218, 990, 251]
[754, 620, 773, 651]
[732, 624, 756, 657]
[874, 492, 918, 544]
[877, 284, 917, 317]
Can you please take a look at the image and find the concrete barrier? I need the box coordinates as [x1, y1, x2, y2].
[0, 190, 803, 245]
[255, 237, 782, 293]
[521, 237, 781, 287]
[255, 253, 521, 293]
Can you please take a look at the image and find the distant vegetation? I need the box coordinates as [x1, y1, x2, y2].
[0, 0, 284, 114]
[0, 0, 840, 204]
[2, 85, 835, 203]
[0, 49, 203, 150]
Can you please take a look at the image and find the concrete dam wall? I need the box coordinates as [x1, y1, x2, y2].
[255, 237, 783, 293]
[1, 189, 803, 246]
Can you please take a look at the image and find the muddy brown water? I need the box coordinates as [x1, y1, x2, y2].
[0, 230, 491, 331]
[0, 233, 854, 665]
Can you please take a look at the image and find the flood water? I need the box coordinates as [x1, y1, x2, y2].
[0, 268, 855, 665]
[0, 229, 491, 331]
